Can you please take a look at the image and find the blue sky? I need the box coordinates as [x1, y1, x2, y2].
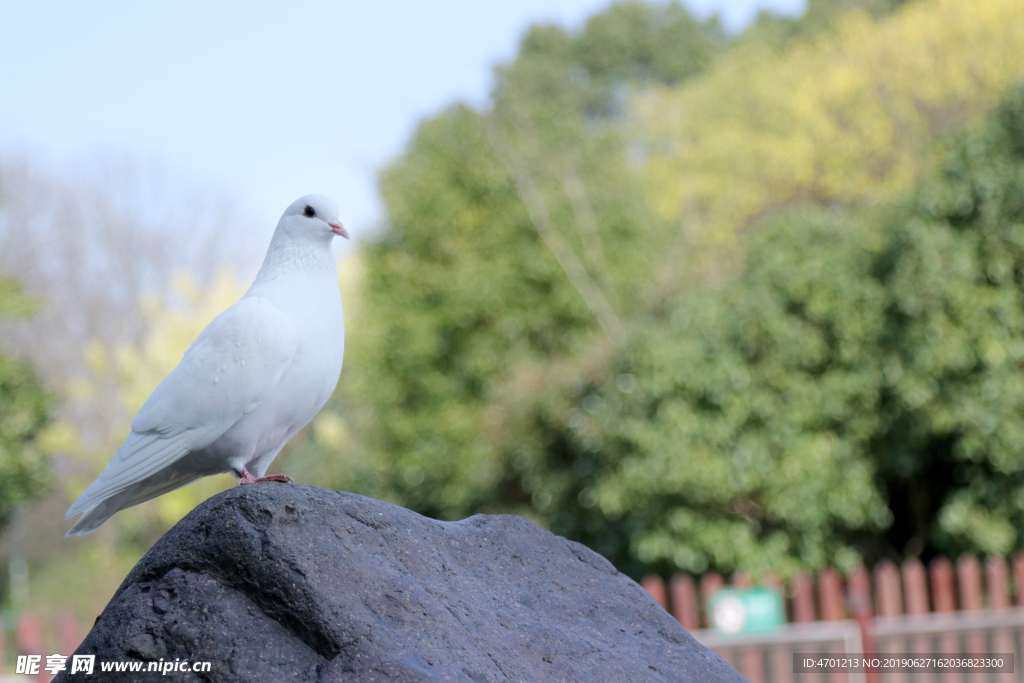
[0, 0, 803, 237]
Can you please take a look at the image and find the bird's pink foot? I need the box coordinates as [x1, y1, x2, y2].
[236, 467, 293, 485]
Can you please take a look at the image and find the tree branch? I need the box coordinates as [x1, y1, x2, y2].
[482, 117, 628, 347]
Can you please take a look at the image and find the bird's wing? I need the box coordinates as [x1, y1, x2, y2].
[66, 296, 297, 519]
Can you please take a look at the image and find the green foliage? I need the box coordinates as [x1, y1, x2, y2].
[352, 104, 596, 516]
[308, 2, 722, 523]
[0, 278, 38, 317]
[495, 1, 722, 121]
[621, 213, 891, 576]
[495, 211, 892, 578]
[0, 278, 50, 523]
[738, 0, 907, 50]
[636, 0, 1024, 280]
[340, 79, 1024, 578]
[870, 85, 1024, 560]
[293, 0, 1024, 581]
[543, 83, 1024, 576]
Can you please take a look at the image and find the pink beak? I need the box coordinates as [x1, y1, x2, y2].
[328, 219, 349, 240]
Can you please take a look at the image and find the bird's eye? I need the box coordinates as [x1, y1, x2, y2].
[303, 205, 316, 218]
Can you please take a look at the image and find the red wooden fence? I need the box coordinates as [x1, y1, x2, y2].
[5, 611, 80, 680]
[642, 553, 1024, 631]
[643, 553, 1024, 682]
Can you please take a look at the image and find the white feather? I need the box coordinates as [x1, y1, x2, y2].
[65, 194, 346, 536]
[65, 297, 297, 519]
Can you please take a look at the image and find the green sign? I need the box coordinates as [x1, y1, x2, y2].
[708, 586, 785, 636]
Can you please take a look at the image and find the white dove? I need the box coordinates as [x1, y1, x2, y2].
[65, 195, 348, 536]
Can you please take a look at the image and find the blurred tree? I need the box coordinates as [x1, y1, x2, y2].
[0, 277, 50, 524]
[494, 1, 724, 121]
[551, 82, 1024, 577]
[0, 157, 258, 454]
[871, 83, 1024, 562]
[301, 2, 723, 523]
[636, 0, 1024, 286]
[738, 0, 908, 50]
[511, 210, 891, 578]
[294, 0, 1024, 580]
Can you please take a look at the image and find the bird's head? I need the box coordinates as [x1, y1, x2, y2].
[278, 194, 349, 241]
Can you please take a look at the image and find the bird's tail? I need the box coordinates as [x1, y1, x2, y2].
[65, 473, 201, 537]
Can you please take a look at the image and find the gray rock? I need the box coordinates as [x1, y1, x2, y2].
[56, 485, 745, 682]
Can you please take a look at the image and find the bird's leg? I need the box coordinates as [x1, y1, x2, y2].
[235, 466, 293, 485]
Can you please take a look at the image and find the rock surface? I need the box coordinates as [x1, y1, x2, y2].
[57, 485, 745, 682]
